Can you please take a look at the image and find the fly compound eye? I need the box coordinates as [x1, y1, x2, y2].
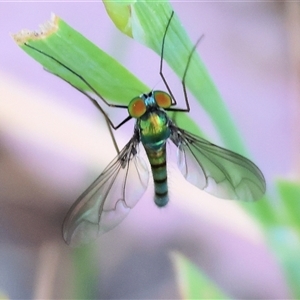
[153, 91, 172, 108]
[128, 97, 147, 118]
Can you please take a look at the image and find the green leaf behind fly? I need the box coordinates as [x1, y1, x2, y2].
[13, 14, 149, 106]
[104, 0, 245, 154]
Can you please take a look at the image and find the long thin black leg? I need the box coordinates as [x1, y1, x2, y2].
[159, 11, 178, 106]
[105, 118, 120, 154]
[166, 34, 204, 113]
[24, 43, 128, 110]
[79, 88, 132, 129]
[114, 115, 132, 130]
[44, 68, 131, 129]
[180, 34, 205, 113]
[82, 89, 132, 129]
[24, 42, 133, 156]
[44, 68, 132, 153]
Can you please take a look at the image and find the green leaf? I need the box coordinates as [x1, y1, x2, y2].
[71, 245, 99, 299]
[12, 14, 149, 106]
[13, 3, 245, 153]
[259, 180, 300, 299]
[274, 180, 300, 298]
[244, 196, 278, 228]
[170, 252, 231, 300]
[103, 1, 135, 37]
[268, 225, 300, 299]
[277, 180, 300, 230]
[104, 0, 245, 153]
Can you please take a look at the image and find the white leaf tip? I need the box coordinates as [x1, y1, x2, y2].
[12, 13, 60, 45]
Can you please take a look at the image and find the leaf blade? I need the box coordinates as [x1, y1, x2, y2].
[13, 14, 149, 106]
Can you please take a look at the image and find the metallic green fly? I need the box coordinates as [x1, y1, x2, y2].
[62, 12, 265, 245]
[23, 12, 266, 245]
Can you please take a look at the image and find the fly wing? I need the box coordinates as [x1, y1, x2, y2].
[170, 127, 266, 201]
[62, 137, 149, 246]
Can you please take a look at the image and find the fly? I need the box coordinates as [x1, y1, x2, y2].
[22, 11, 266, 246]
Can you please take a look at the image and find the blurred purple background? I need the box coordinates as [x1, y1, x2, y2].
[0, 2, 296, 299]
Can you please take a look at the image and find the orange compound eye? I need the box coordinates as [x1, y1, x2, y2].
[128, 97, 147, 118]
[153, 91, 172, 108]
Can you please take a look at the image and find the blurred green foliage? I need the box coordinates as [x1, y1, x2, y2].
[171, 252, 231, 299]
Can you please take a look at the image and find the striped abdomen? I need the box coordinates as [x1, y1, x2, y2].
[145, 144, 168, 207]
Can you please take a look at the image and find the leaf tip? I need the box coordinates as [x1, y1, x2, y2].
[11, 13, 60, 45]
[103, 1, 134, 37]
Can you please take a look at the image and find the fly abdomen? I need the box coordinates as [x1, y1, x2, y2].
[153, 175, 168, 207]
[145, 145, 169, 207]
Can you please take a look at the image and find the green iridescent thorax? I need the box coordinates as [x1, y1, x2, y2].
[138, 110, 170, 150]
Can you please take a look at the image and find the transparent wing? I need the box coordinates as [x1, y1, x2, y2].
[62, 136, 149, 246]
[170, 127, 266, 201]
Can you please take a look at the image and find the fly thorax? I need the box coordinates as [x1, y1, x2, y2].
[139, 110, 170, 150]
